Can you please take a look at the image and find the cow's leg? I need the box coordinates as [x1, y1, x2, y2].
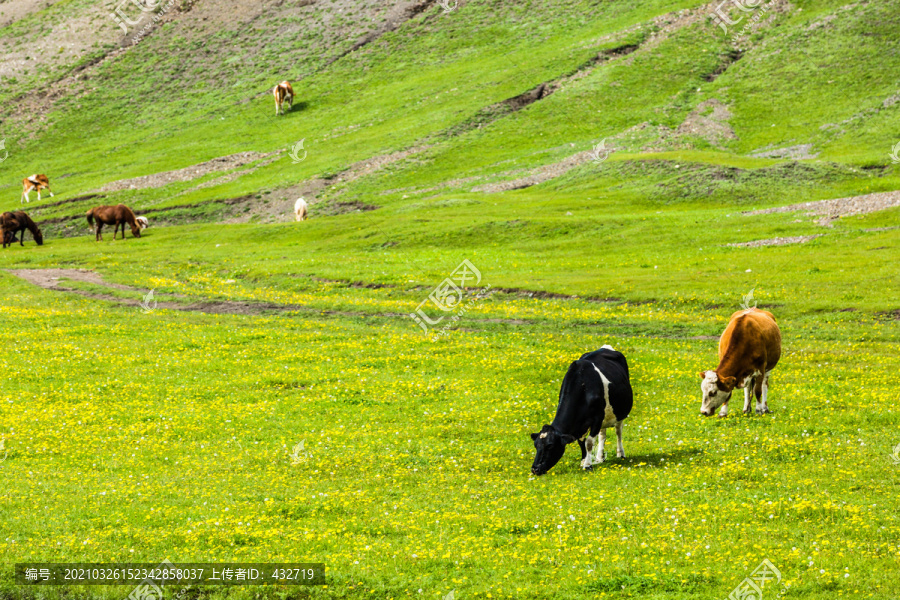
[37, 190, 42, 202]
[756, 372, 770, 415]
[580, 435, 594, 470]
[615, 421, 625, 459]
[760, 371, 772, 414]
[96, 224, 103, 241]
[743, 377, 754, 415]
[718, 399, 728, 418]
[18, 228, 24, 246]
[597, 429, 607, 462]
[582, 433, 601, 469]
[47, 186, 54, 198]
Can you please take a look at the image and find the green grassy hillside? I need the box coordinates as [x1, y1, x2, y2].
[0, 0, 898, 599]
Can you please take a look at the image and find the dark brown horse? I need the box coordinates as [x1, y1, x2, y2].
[1, 211, 43, 248]
[86, 204, 141, 241]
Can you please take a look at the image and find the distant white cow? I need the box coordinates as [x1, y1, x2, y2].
[136, 216, 149, 230]
[294, 198, 308, 221]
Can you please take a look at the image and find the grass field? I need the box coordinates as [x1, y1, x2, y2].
[1, 0, 899, 599]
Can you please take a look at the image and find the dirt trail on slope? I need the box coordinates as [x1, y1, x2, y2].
[5, 269, 540, 327]
[5, 268, 332, 316]
[727, 235, 822, 248]
[470, 149, 598, 193]
[744, 190, 900, 226]
[0, 0, 57, 28]
[94, 152, 279, 192]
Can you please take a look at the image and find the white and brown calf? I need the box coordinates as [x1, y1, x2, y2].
[274, 81, 294, 116]
[21, 174, 53, 204]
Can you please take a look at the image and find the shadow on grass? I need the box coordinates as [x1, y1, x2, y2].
[283, 100, 310, 115]
[542, 447, 704, 476]
[597, 447, 703, 469]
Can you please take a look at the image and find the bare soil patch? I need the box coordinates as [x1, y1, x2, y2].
[235, 145, 428, 222]
[31, 194, 106, 210]
[727, 235, 823, 248]
[750, 144, 819, 160]
[471, 149, 598, 193]
[703, 50, 743, 82]
[744, 190, 900, 226]
[0, 0, 55, 28]
[94, 152, 277, 192]
[316, 201, 379, 216]
[676, 99, 737, 147]
[7, 269, 109, 290]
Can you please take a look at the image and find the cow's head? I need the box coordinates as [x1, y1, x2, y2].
[34, 228, 43, 246]
[699, 370, 736, 416]
[530, 425, 575, 475]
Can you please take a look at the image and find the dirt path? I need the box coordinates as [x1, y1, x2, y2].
[744, 190, 900, 226]
[471, 149, 598, 193]
[5, 269, 537, 327]
[94, 152, 279, 192]
[5, 268, 359, 317]
[727, 235, 823, 248]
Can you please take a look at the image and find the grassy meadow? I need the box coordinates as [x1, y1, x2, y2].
[1, 0, 899, 599]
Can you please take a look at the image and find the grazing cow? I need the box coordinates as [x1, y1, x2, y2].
[136, 216, 150, 230]
[273, 81, 294, 116]
[700, 308, 782, 417]
[530, 345, 633, 475]
[1, 211, 43, 248]
[294, 197, 308, 221]
[86, 204, 141, 241]
[21, 174, 53, 204]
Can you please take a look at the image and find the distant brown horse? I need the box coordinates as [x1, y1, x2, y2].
[1, 211, 43, 248]
[86, 204, 141, 241]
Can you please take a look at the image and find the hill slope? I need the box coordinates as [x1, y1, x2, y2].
[1, 2, 899, 600]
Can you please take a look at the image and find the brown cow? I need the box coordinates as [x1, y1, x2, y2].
[700, 308, 781, 417]
[1, 211, 43, 248]
[86, 204, 141, 241]
[273, 81, 294, 116]
[21, 174, 54, 203]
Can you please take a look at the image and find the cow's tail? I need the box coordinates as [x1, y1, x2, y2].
[86, 209, 94, 226]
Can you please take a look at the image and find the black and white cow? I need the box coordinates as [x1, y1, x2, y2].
[530, 345, 633, 475]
